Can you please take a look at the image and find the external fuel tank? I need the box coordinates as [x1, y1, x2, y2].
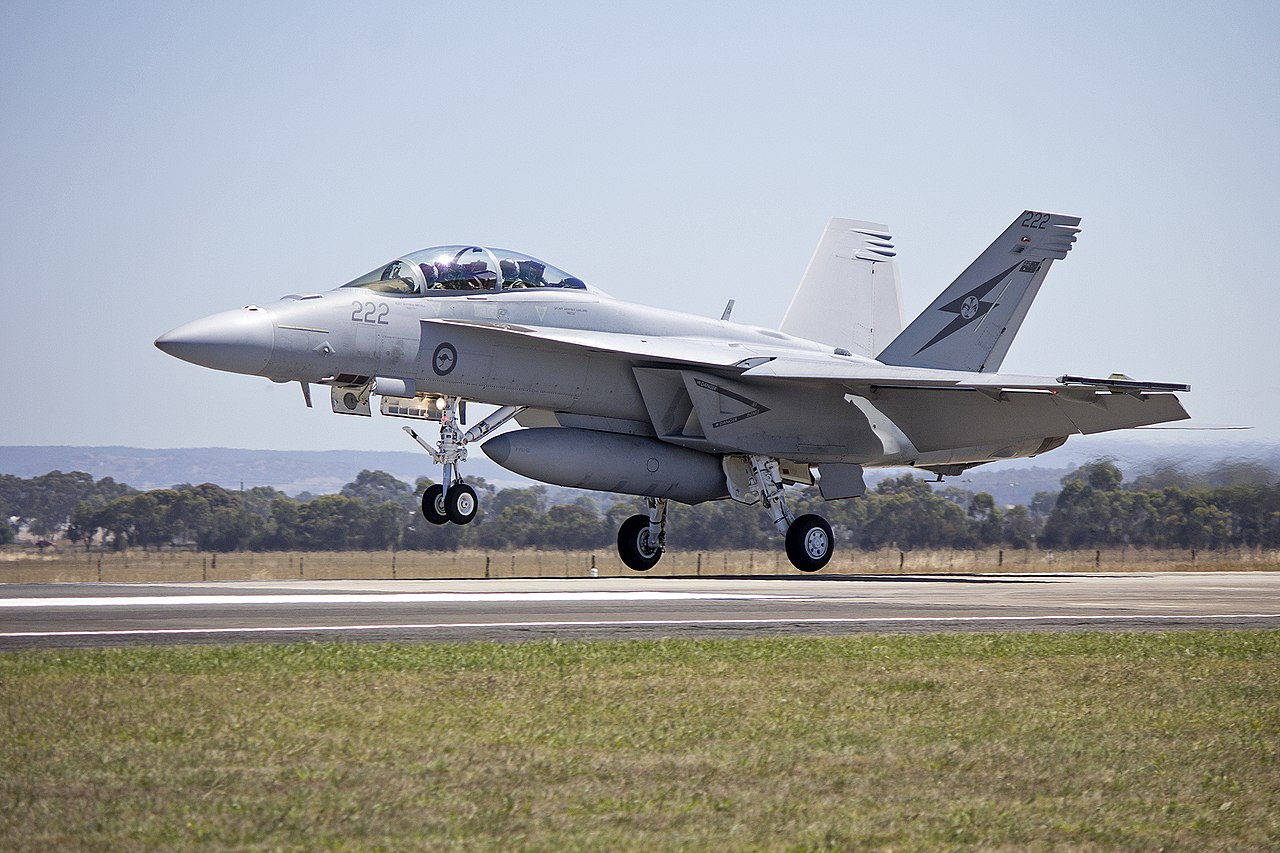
[482, 428, 728, 504]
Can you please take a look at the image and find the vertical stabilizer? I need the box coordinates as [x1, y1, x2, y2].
[779, 218, 904, 357]
[876, 210, 1081, 372]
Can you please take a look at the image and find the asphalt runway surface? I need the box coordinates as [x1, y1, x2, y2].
[3, 571, 1279, 649]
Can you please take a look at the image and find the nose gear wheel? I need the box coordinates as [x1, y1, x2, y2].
[404, 402, 523, 528]
[445, 483, 478, 525]
[422, 484, 448, 525]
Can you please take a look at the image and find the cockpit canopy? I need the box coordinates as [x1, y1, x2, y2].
[341, 246, 588, 296]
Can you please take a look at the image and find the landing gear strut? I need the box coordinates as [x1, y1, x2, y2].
[611, 454, 837, 574]
[618, 498, 667, 571]
[405, 400, 522, 526]
[743, 454, 833, 572]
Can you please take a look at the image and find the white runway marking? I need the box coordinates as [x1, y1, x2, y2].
[0, 591, 804, 609]
[3, 613, 1278, 639]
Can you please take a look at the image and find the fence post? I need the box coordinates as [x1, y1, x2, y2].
[485, 555, 491, 579]
[1095, 549, 1101, 569]
[998, 549, 1004, 568]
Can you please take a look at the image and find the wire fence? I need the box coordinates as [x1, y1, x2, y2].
[2, 546, 1278, 584]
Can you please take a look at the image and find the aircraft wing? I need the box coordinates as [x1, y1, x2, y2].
[741, 353, 1191, 395]
[736, 354, 1190, 448]
[637, 361, 1190, 462]
[423, 318, 1189, 461]
[743, 353, 1063, 389]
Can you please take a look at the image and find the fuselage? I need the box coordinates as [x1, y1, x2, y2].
[158, 239, 1187, 477]
[154, 225, 1191, 573]
[161, 284, 852, 424]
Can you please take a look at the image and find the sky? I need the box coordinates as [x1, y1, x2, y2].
[3, 1, 1278, 454]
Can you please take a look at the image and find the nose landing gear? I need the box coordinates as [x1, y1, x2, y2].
[404, 400, 522, 526]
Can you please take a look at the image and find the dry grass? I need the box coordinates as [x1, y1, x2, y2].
[1, 631, 1278, 850]
[2, 546, 1277, 583]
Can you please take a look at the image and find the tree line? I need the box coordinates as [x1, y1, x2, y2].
[2, 460, 1277, 553]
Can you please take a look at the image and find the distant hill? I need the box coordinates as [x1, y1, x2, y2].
[0, 446, 526, 496]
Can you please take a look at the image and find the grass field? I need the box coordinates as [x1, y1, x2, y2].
[2, 631, 1278, 850]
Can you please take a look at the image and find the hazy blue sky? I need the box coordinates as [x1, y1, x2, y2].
[3, 1, 1278, 454]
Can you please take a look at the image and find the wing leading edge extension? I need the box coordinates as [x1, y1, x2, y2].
[420, 317, 756, 369]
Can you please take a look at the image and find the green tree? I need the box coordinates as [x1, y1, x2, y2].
[297, 495, 367, 550]
[858, 475, 973, 550]
[472, 487, 548, 549]
[342, 470, 415, 511]
[542, 499, 609, 549]
[967, 492, 1003, 546]
[1001, 504, 1036, 548]
[1064, 459, 1124, 492]
[263, 495, 302, 550]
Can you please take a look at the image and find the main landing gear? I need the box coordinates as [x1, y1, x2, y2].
[615, 454, 835, 574]
[617, 498, 667, 571]
[740, 454, 834, 573]
[404, 400, 523, 526]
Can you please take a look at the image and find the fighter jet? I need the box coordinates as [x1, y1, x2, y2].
[155, 211, 1189, 572]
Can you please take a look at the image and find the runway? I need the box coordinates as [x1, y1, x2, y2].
[2, 572, 1279, 649]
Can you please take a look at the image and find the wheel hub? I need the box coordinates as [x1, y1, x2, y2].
[804, 527, 829, 559]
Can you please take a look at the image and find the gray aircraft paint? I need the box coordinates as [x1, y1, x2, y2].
[156, 214, 1190, 569]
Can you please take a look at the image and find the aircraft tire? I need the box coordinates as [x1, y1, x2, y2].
[445, 483, 479, 525]
[618, 514, 662, 572]
[785, 513, 833, 572]
[422, 485, 449, 525]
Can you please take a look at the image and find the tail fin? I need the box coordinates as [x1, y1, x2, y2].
[876, 210, 1081, 372]
[779, 217, 904, 357]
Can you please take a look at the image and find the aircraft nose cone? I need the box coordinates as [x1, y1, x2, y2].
[155, 307, 275, 375]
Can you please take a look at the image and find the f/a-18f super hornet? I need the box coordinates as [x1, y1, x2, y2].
[156, 211, 1190, 572]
